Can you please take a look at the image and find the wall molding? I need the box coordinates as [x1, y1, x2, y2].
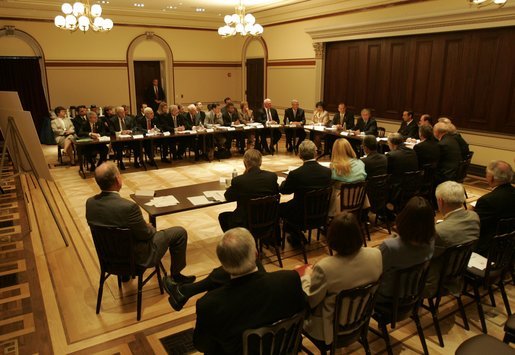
[306, 6, 515, 42]
[45, 61, 127, 68]
[174, 61, 241, 68]
[267, 59, 316, 67]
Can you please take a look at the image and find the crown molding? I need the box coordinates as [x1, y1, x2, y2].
[306, 6, 515, 42]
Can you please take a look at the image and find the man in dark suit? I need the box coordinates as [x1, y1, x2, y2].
[413, 124, 440, 168]
[386, 133, 419, 181]
[218, 149, 278, 231]
[156, 104, 180, 161]
[192, 228, 306, 354]
[86, 162, 195, 285]
[222, 102, 245, 154]
[110, 106, 141, 170]
[283, 99, 306, 152]
[398, 110, 419, 139]
[255, 98, 281, 154]
[354, 108, 378, 136]
[144, 78, 166, 113]
[280, 140, 332, 244]
[78, 111, 109, 171]
[195, 101, 206, 126]
[433, 122, 462, 183]
[474, 160, 515, 256]
[73, 105, 88, 133]
[332, 102, 355, 130]
[438, 117, 470, 160]
[134, 107, 157, 166]
[361, 135, 387, 178]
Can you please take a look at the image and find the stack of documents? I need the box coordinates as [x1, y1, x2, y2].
[203, 190, 226, 202]
[468, 252, 487, 271]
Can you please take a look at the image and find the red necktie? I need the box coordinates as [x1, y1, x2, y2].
[147, 119, 151, 130]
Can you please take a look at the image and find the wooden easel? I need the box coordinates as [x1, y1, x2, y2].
[0, 116, 69, 246]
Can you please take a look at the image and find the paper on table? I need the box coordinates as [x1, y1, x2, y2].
[133, 134, 144, 139]
[188, 195, 212, 206]
[118, 134, 131, 138]
[204, 190, 226, 202]
[304, 125, 314, 130]
[135, 190, 155, 197]
[314, 125, 325, 131]
[145, 195, 179, 207]
[468, 252, 487, 270]
[277, 176, 286, 185]
[98, 136, 111, 142]
[341, 131, 349, 136]
[469, 200, 477, 207]
[163, 131, 171, 136]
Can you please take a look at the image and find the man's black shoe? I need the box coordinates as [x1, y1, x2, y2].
[134, 161, 141, 168]
[172, 273, 196, 284]
[148, 159, 157, 167]
[119, 162, 126, 170]
[167, 285, 187, 312]
[161, 158, 171, 163]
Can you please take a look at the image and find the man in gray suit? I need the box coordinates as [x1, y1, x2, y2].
[86, 162, 195, 286]
[425, 181, 479, 295]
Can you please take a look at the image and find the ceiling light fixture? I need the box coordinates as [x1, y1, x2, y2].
[54, 1, 113, 32]
[468, 0, 508, 8]
[218, 0, 263, 38]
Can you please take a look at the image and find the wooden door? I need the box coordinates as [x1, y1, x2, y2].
[134, 61, 161, 113]
[246, 58, 264, 112]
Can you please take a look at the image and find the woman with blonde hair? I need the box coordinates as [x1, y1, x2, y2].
[329, 138, 367, 216]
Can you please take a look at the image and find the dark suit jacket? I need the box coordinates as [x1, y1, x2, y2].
[256, 107, 279, 124]
[436, 134, 462, 182]
[413, 139, 440, 168]
[133, 115, 156, 133]
[178, 113, 195, 130]
[225, 167, 279, 228]
[144, 85, 166, 111]
[193, 270, 306, 355]
[362, 151, 388, 178]
[284, 107, 306, 125]
[474, 183, 515, 256]
[109, 115, 132, 132]
[453, 133, 470, 160]
[332, 111, 354, 129]
[280, 161, 332, 224]
[387, 145, 419, 183]
[154, 113, 175, 132]
[86, 191, 156, 265]
[222, 111, 239, 126]
[354, 117, 378, 136]
[78, 120, 108, 137]
[398, 120, 419, 139]
[73, 115, 88, 133]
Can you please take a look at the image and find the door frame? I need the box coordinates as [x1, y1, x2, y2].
[127, 32, 175, 115]
[241, 37, 268, 103]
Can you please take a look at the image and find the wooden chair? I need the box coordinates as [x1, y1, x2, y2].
[302, 279, 382, 355]
[366, 174, 391, 234]
[455, 151, 474, 198]
[504, 314, 515, 344]
[282, 186, 332, 264]
[497, 217, 515, 285]
[419, 163, 437, 208]
[422, 240, 476, 347]
[390, 170, 423, 213]
[242, 310, 305, 355]
[463, 231, 515, 333]
[338, 181, 369, 245]
[89, 224, 164, 321]
[247, 195, 282, 267]
[370, 260, 431, 355]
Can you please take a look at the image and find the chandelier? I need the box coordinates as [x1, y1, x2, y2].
[468, 0, 508, 7]
[54, 1, 113, 32]
[218, 0, 263, 38]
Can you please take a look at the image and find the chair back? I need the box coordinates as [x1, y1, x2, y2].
[419, 164, 436, 197]
[433, 240, 476, 299]
[332, 278, 382, 350]
[484, 231, 515, 282]
[389, 260, 430, 327]
[89, 224, 137, 276]
[339, 181, 367, 215]
[497, 217, 515, 234]
[303, 186, 332, 231]
[242, 310, 305, 355]
[247, 195, 280, 244]
[366, 174, 390, 214]
[455, 151, 474, 183]
[395, 170, 423, 212]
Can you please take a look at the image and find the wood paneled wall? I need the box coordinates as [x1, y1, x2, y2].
[323, 26, 515, 134]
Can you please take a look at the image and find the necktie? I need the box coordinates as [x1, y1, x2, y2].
[154, 86, 158, 99]
[173, 116, 177, 127]
[119, 117, 125, 130]
[147, 119, 151, 130]
[91, 123, 96, 133]
[267, 109, 271, 122]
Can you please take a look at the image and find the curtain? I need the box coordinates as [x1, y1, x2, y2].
[0, 57, 49, 137]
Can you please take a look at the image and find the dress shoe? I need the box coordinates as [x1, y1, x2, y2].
[167, 284, 187, 312]
[134, 161, 141, 169]
[161, 158, 171, 163]
[148, 159, 157, 167]
[172, 273, 196, 284]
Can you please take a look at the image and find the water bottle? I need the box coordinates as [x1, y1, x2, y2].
[232, 168, 238, 179]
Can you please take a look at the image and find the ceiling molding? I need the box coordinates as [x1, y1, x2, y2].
[305, 6, 515, 42]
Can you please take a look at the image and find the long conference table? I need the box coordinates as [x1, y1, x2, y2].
[75, 123, 398, 178]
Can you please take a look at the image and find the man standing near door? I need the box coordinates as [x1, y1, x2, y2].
[145, 78, 166, 113]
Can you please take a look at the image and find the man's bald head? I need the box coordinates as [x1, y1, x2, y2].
[486, 160, 514, 187]
[94, 162, 121, 191]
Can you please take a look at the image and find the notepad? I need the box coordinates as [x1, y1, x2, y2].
[188, 195, 212, 206]
[163, 131, 171, 136]
[468, 252, 487, 271]
[203, 190, 226, 202]
[144, 195, 179, 207]
[132, 134, 144, 139]
[98, 136, 110, 142]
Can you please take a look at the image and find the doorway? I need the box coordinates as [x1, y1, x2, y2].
[246, 58, 264, 112]
[134, 61, 161, 113]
